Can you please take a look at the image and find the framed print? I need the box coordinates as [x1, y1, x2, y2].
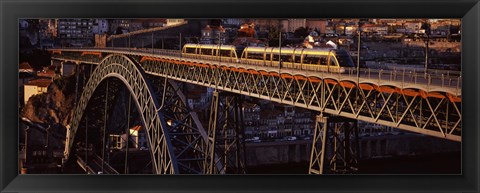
[1, 0, 479, 192]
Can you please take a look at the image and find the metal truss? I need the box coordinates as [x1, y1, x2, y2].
[205, 91, 246, 174]
[67, 54, 179, 174]
[140, 59, 461, 142]
[148, 76, 211, 174]
[54, 52, 462, 142]
[309, 115, 359, 174]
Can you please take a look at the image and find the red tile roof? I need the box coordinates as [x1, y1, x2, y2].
[25, 78, 52, 87]
[37, 70, 56, 78]
[19, 62, 33, 70]
[130, 125, 142, 131]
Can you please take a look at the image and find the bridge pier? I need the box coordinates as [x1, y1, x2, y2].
[309, 114, 359, 174]
[205, 91, 246, 174]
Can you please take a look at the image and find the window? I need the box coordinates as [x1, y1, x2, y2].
[185, 47, 196, 54]
[265, 53, 272, 61]
[335, 54, 355, 67]
[200, 48, 213, 55]
[272, 54, 280, 61]
[303, 55, 322, 65]
[281, 54, 293, 63]
[219, 49, 231, 57]
[329, 56, 337, 66]
[294, 55, 302, 63]
[247, 52, 264, 60]
[320, 57, 327, 65]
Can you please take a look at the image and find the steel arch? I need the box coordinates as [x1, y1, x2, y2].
[65, 54, 178, 174]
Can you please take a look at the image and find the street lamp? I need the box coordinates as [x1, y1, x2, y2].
[357, 28, 361, 81]
[425, 34, 429, 77]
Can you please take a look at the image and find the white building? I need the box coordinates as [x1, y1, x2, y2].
[24, 79, 52, 105]
[109, 125, 147, 150]
[166, 19, 185, 26]
[92, 19, 109, 34]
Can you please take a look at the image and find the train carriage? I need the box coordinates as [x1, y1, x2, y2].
[182, 43, 355, 73]
[182, 43, 239, 63]
[240, 46, 355, 73]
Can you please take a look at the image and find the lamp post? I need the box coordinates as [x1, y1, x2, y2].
[357, 28, 361, 81]
[279, 32, 282, 71]
[179, 32, 182, 51]
[24, 126, 30, 167]
[218, 32, 221, 63]
[425, 34, 429, 77]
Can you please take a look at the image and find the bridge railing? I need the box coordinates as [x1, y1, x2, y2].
[340, 67, 462, 91]
[52, 47, 462, 93]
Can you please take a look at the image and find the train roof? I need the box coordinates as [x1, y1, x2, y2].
[183, 43, 236, 50]
[244, 46, 337, 55]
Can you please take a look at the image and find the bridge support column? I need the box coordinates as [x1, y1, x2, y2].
[204, 91, 246, 174]
[309, 115, 359, 174]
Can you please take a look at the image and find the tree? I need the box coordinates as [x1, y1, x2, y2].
[115, 27, 124, 35]
[266, 25, 284, 47]
[293, 27, 309, 39]
[421, 22, 431, 35]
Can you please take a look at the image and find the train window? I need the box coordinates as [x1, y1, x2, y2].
[320, 57, 327, 65]
[272, 54, 280, 61]
[294, 55, 302, 63]
[266, 53, 272, 61]
[281, 55, 292, 63]
[201, 48, 213, 56]
[219, 50, 231, 57]
[335, 54, 355, 67]
[329, 56, 338, 66]
[185, 47, 196, 54]
[248, 52, 264, 60]
[303, 55, 321, 65]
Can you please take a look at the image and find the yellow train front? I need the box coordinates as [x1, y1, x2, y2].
[182, 44, 355, 73]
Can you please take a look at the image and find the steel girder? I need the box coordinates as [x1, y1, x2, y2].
[140, 60, 461, 142]
[204, 91, 247, 174]
[53, 53, 462, 142]
[147, 76, 212, 174]
[309, 115, 359, 174]
[67, 54, 179, 174]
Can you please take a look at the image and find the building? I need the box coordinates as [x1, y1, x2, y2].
[403, 21, 423, 34]
[92, 19, 109, 35]
[200, 25, 227, 44]
[306, 19, 328, 34]
[143, 19, 166, 28]
[95, 34, 107, 48]
[128, 125, 147, 149]
[361, 24, 389, 35]
[23, 78, 52, 104]
[109, 125, 147, 150]
[222, 18, 245, 27]
[37, 68, 56, 79]
[19, 19, 29, 29]
[244, 102, 314, 139]
[166, 19, 185, 26]
[109, 19, 130, 34]
[129, 19, 145, 32]
[57, 19, 94, 47]
[36, 19, 57, 49]
[281, 19, 306, 32]
[19, 62, 34, 73]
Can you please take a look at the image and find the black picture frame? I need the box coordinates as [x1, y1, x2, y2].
[1, 0, 479, 192]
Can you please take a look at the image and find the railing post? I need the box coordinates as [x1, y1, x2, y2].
[428, 74, 431, 90]
[441, 74, 444, 87]
[457, 76, 460, 95]
[379, 69, 382, 82]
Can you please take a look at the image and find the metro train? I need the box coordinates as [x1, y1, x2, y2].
[182, 43, 355, 73]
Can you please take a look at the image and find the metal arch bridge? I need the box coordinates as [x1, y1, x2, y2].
[50, 47, 462, 174]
